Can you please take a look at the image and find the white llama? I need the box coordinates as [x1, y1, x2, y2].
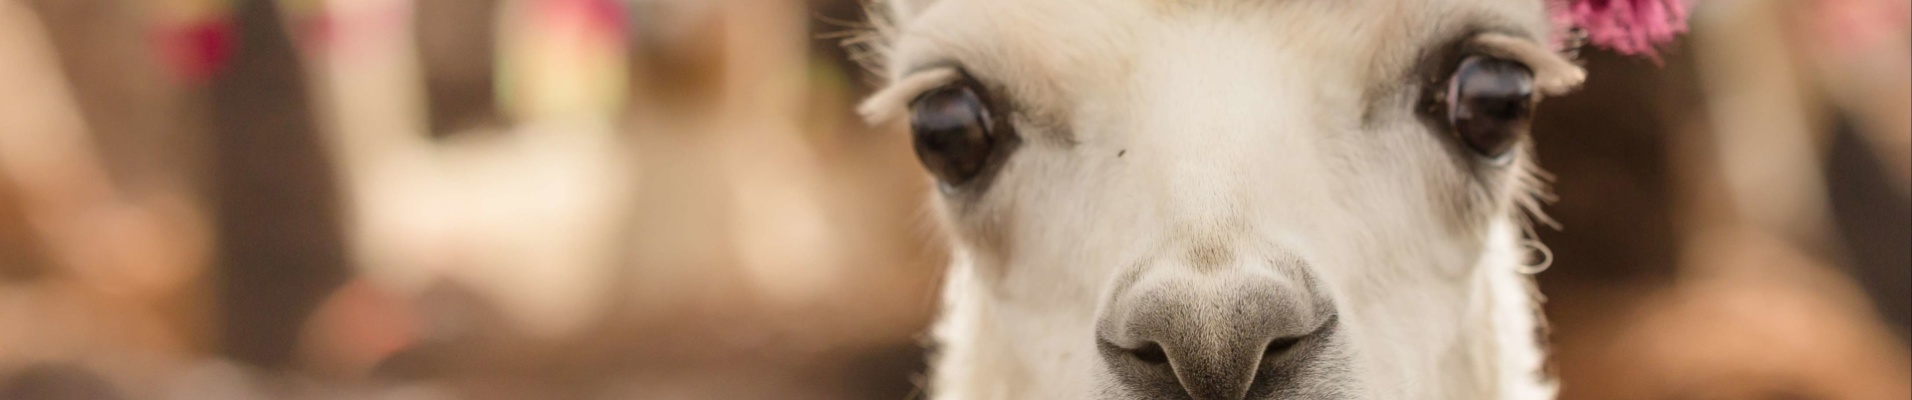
[846, 0, 1677, 398]
[852, 0, 1674, 396]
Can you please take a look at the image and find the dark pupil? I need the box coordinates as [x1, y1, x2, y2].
[910, 86, 996, 185]
[1448, 57, 1535, 157]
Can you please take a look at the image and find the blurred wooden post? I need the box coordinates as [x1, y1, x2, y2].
[416, 0, 505, 136]
[208, 0, 350, 370]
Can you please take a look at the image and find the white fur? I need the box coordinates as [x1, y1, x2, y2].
[856, 0, 1582, 398]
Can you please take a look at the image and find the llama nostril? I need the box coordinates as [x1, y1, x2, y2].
[1263, 336, 1302, 358]
[1099, 338, 1173, 366]
[1129, 341, 1170, 365]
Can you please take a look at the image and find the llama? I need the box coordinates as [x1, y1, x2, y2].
[854, 0, 1685, 398]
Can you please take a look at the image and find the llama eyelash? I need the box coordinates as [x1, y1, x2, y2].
[1471, 33, 1586, 96]
[859, 66, 962, 124]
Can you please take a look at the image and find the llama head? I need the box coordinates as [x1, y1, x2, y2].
[857, 0, 1597, 398]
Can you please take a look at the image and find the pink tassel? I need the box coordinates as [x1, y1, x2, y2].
[1552, 0, 1691, 59]
[153, 16, 235, 85]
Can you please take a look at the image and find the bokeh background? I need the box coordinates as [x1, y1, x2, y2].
[0, 0, 1904, 399]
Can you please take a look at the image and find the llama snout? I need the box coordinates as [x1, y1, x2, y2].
[1094, 258, 1335, 400]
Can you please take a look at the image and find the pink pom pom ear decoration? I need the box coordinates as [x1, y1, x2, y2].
[1551, 0, 1692, 59]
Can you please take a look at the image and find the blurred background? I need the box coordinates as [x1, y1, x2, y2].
[0, 0, 1904, 399]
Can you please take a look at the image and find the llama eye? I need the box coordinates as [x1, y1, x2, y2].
[909, 81, 1003, 186]
[1446, 56, 1536, 158]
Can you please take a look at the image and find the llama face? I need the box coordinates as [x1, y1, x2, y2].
[860, 0, 1584, 398]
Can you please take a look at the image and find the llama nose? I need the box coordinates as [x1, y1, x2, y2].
[1096, 272, 1324, 400]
